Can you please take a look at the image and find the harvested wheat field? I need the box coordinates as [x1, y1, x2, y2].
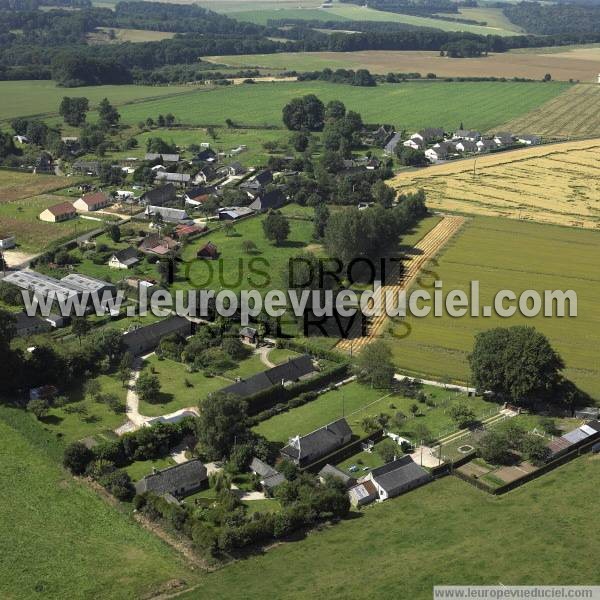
[389, 139, 600, 229]
[496, 84, 600, 139]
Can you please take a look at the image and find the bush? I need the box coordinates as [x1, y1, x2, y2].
[63, 442, 94, 475]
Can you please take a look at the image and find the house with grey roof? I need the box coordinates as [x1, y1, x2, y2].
[135, 459, 207, 498]
[220, 354, 316, 400]
[155, 171, 191, 186]
[139, 184, 177, 207]
[249, 189, 286, 212]
[362, 456, 432, 501]
[250, 457, 285, 492]
[281, 418, 353, 467]
[493, 132, 515, 147]
[108, 247, 140, 270]
[217, 206, 254, 221]
[517, 134, 541, 145]
[240, 169, 273, 197]
[145, 205, 192, 224]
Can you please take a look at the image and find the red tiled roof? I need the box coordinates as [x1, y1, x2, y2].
[81, 191, 109, 206]
[46, 202, 76, 216]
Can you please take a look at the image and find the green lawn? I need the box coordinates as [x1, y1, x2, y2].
[268, 347, 301, 365]
[177, 207, 314, 294]
[253, 381, 497, 443]
[382, 216, 600, 399]
[138, 353, 267, 417]
[116, 81, 569, 133]
[41, 372, 128, 444]
[124, 456, 177, 481]
[178, 455, 600, 599]
[0, 406, 198, 599]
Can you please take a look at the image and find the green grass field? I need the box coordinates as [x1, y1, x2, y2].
[253, 381, 496, 443]
[176, 454, 600, 599]
[229, 3, 520, 35]
[0, 80, 196, 121]
[382, 216, 600, 398]
[0, 194, 103, 253]
[116, 81, 569, 132]
[0, 406, 198, 599]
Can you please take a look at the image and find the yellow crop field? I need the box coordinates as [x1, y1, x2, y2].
[389, 139, 600, 229]
[497, 84, 600, 138]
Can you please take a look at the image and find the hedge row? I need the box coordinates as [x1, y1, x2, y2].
[275, 338, 348, 365]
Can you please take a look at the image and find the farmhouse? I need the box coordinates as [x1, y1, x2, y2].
[197, 241, 219, 260]
[362, 456, 432, 501]
[413, 128, 444, 143]
[73, 191, 110, 212]
[318, 463, 356, 488]
[220, 354, 316, 400]
[145, 205, 192, 224]
[403, 137, 424, 151]
[425, 142, 454, 162]
[135, 459, 208, 499]
[193, 166, 217, 185]
[39, 202, 76, 223]
[145, 153, 180, 163]
[139, 184, 176, 207]
[193, 148, 217, 163]
[122, 315, 192, 355]
[493, 132, 515, 146]
[348, 480, 378, 507]
[281, 418, 353, 467]
[518, 135, 541, 145]
[476, 139, 497, 153]
[0, 235, 16, 249]
[222, 162, 246, 177]
[184, 186, 216, 207]
[249, 457, 285, 492]
[108, 247, 140, 270]
[14, 311, 51, 337]
[155, 171, 191, 186]
[249, 189, 286, 212]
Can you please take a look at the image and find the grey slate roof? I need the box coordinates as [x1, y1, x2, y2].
[281, 418, 352, 465]
[262, 472, 286, 489]
[140, 184, 177, 206]
[220, 354, 315, 399]
[369, 456, 432, 496]
[249, 189, 286, 212]
[250, 457, 278, 478]
[145, 153, 180, 163]
[145, 205, 191, 223]
[111, 247, 139, 266]
[123, 315, 191, 354]
[155, 171, 191, 184]
[135, 459, 207, 497]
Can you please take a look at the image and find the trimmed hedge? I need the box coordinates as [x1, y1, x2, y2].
[275, 338, 347, 364]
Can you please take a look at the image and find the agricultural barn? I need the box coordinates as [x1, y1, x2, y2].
[517, 135, 541, 145]
[348, 480, 378, 507]
[281, 418, 353, 467]
[122, 315, 192, 355]
[135, 459, 207, 499]
[318, 464, 356, 488]
[39, 202, 76, 223]
[155, 171, 191, 186]
[145, 153, 180, 163]
[108, 247, 140, 269]
[60, 273, 116, 299]
[218, 206, 254, 221]
[384, 132, 402, 155]
[3, 270, 79, 304]
[14, 312, 51, 337]
[145, 205, 192, 224]
[197, 241, 219, 260]
[173, 223, 206, 238]
[363, 456, 432, 501]
[220, 354, 316, 402]
[73, 191, 110, 212]
[139, 184, 176, 207]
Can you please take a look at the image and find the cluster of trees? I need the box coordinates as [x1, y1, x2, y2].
[503, 2, 600, 36]
[339, 0, 461, 16]
[476, 420, 550, 467]
[297, 68, 376, 87]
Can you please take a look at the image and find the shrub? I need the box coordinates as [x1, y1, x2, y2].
[63, 442, 94, 475]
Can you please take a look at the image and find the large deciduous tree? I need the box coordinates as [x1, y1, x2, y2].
[354, 340, 395, 388]
[262, 210, 290, 246]
[468, 326, 564, 405]
[282, 94, 325, 132]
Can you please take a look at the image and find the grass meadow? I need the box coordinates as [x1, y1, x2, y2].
[175, 454, 600, 599]
[114, 81, 569, 132]
[0, 406, 198, 599]
[382, 216, 600, 398]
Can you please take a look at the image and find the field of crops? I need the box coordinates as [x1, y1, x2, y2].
[207, 48, 599, 81]
[0, 169, 84, 202]
[87, 27, 176, 44]
[115, 80, 568, 132]
[498, 84, 600, 138]
[381, 216, 600, 398]
[389, 138, 600, 229]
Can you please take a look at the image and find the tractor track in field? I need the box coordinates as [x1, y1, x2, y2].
[336, 215, 466, 355]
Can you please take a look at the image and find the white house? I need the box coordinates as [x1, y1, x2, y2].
[361, 456, 432, 502]
[517, 135, 541, 145]
[0, 235, 16, 249]
[476, 139, 496, 153]
[455, 140, 477, 153]
[403, 137, 424, 151]
[73, 191, 110, 212]
[108, 247, 140, 270]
